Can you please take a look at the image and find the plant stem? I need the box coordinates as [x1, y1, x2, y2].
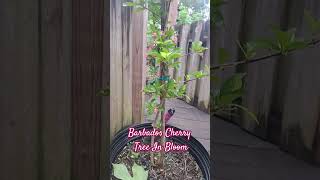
[211, 38, 320, 70]
[150, 100, 163, 166]
[159, 62, 167, 167]
[179, 38, 320, 84]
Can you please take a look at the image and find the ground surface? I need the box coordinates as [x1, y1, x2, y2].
[145, 99, 210, 152]
[213, 117, 320, 180]
[150, 99, 211, 153]
[147, 99, 320, 179]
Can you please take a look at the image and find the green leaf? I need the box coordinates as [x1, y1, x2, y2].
[220, 73, 246, 94]
[123, 2, 136, 7]
[170, 61, 181, 69]
[177, 84, 187, 97]
[97, 88, 110, 96]
[244, 42, 257, 59]
[160, 51, 169, 59]
[144, 84, 156, 93]
[130, 151, 140, 159]
[186, 74, 191, 81]
[218, 48, 230, 64]
[112, 164, 132, 180]
[287, 41, 308, 50]
[191, 41, 208, 54]
[230, 104, 259, 125]
[304, 9, 320, 35]
[255, 39, 276, 51]
[255, 27, 307, 55]
[148, 50, 160, 57]
[212, 0, 227, 6]
[133, 7, 145, 13]
[211, 0, 226, 27]
[165, 28, 175, 38]
[216, 90, 242, 106]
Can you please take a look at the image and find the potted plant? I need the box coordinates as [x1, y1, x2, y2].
[111, 0, 210, 179]
[107, 0, 320, 179]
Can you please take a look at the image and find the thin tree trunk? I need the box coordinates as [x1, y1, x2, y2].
[159, 0, 180, 167]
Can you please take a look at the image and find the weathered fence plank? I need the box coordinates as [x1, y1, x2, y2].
[71, 0, 104, 179]
[132, 10, 147, 124]
[122, 7, 133, 127]
[40, 0, 72, 179]
[196, 22, 210, 112]
[240, 0, 287, 137]
[186, 22, 203, 104]
[214, 0, 320, 164]
[101, 0, 110, 178]
[0, 0, 40, 179]
[175, 24, 191, 82]
[110, 0, 124, 138]
[1, 0, 108, 179]
[110, 1, 147, 138]
[280, 0, 320, 163]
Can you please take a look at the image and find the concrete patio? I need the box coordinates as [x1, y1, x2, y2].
[145, 98, 320, 179]
[145, 98, 210, 153]
[213, 117, 320, 180]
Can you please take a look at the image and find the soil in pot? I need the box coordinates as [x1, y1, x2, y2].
[111, 139, 204, 180]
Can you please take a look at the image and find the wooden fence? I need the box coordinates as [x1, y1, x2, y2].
[213, 0, 320, 164]
[0, 0, 146, 179]
[170, 20, 210, 112]
[110, 0, 147, 139]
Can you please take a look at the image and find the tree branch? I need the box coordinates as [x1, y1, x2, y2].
[211, 38, 320, 70]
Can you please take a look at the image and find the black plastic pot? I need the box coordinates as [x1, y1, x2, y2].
[110, 123, 210, 180]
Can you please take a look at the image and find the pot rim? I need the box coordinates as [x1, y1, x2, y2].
[110, 123, 210, 180]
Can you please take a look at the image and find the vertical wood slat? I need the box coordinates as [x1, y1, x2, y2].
[101, 0, 110, 178]
[167, 0, 180, 79]
[122, 7, 133, 127]
[71, 0, 104, 179]
[240, 0, 286, 137]
[280, 0, 320, 162]
[213, 0, 320, 164]
[132, 10, 147, 124]
[196, 22, 210, 112]
[110, 1, 147, 138]
[185, 22, 203, 104]
[0, 0, 39, 179]
[40, 0, 71, 179]
[175, 24, 191, 83]
[110, 0, 123, 138]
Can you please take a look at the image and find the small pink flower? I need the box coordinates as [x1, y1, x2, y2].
[154, 108, 158, 113]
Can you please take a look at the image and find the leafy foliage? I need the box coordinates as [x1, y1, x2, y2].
[177, 0, 209, 25]
[256, 28, 307, 55]
[243, 42, 257, 59]
[211, 0, 226, 27]
[144, 21, 208, 116]
[112, 163, 148, 180]
[97, 87, 110, 96]
[304, 10, 320, 35]
[191, 41, 208, 55]
[213, 73, 246, 109]
[229, 104, 259, 124]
